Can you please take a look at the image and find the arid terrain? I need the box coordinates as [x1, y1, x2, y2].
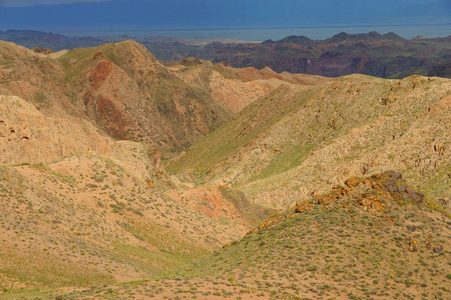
[0, 40, 450, 299]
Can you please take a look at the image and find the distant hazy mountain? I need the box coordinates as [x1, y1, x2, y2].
[2, 29, 451, 79]
[0, 0, 449, 30]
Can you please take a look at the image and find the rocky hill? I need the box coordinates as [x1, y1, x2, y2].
[1, 39, 231, 153]
[1, 40, 319, 155]
[167, 74, 451, 212]
[53, 172, 451, 299]
[0, 40, 323, 296]
[0, 92, 275, 293]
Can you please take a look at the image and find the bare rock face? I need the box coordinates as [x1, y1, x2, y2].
[0, 94, 64, 164]
[0, 94, 156, 180]
[0, 42, 278, 290]
[381, 171, 425, 204]
[3, 30, 451, 79]
[0, 39, 330, 174]
[0, 41, 223, 155]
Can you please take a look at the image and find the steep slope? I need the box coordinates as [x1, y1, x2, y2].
[62, 41, 327, 152]
[0, 41, 85, 118]
[60, 172, 451, 299]
[55, 40, 233, 153]
[0, 40, 327, 155]
[0, 93, 273, 293]
[0, 42, 284, 294]
[168, 57, 328, 113]
[0, 94, 138, 168]
[167, 75, 451, 211]
[1, 40, 229, 155]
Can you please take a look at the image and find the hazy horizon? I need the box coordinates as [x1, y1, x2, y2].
[1, 24, 450, 42]
[0, 0, 450, 40]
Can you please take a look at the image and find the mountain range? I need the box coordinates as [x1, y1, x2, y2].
[0, 39, 450, 299]
[1, 29, 451, 79]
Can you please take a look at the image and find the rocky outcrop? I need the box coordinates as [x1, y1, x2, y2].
[249, 171, 428, 234]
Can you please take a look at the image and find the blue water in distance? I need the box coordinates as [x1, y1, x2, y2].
[57, 23, 451, 41]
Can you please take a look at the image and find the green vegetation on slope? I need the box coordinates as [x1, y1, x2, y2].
[57, 46, 98, 82]
[61, 173, 451, 299]
[167, 74, 451, 214]
[251, 143, 316, 182]
[169, 174, 450, 298]
[0, 156, 230, 291]
[166, 84, 321, 176]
